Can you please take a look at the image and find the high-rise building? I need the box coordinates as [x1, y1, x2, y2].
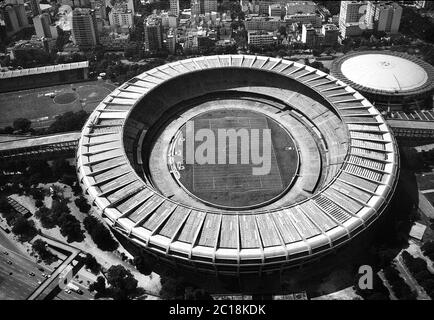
[170, 0, 180, 16]
[111, 0, 135, 15]
[204, 0, 217, 13]
[366, 1, 402, 34]
[1, 5, 20, 34]
[144, 18, 163, 51]
[91, 0, 107, 20]
[166, 30, 177, 54]
[0, 0, 29, 36]
[29, 0, 41, 17]
[73, 0, 90, 7]
[415, 1, 434, 9]
[109, 9, 133, 27]
[191, 0, 204, 16]
[33, 13, 51, 38]
[268, 4, 283, 17]
[301, 23, 317, 47]
[339, 1, 365, 38]
[161, 12, 178, 28]
[321, 23, 339, 46]
[72, 8, 99, 49]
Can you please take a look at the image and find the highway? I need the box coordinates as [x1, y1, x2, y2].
[0, 245, 50, 300]
[395, 254, 431, 300]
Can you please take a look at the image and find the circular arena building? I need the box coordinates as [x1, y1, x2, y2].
[77, 55, 399, 276]
[331, 51, 434, 111]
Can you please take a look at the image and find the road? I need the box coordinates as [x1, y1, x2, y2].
[418, 192, 434, 219]
[378, 271, 397, 300]
[28, 236, 80, 300]
[0, 227, 18, 253]
[395, 255, 431, 300]
[0, 245, 50, 300]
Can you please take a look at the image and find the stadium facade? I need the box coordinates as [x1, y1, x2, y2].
[331, 51, 434, 111]
[0, 62, 89, 93]
[77, 55, 399, 276]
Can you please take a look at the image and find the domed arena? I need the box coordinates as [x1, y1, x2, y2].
[331, 51, 434, 111]
[77, 55, 399, 276]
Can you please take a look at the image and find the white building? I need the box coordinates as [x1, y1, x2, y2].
[170, 0, 180, 16]
[339, 1, 365, 38]
[285, 1, 316, 15]
[268, 4, 283, 17]
[245, 17, 285, 31]
[109, 9, 133, 28]
[166, 31, 177, 54]
[247, 30, 277, 46]
[285, 13, 322, 28]
[366, 1, 402, 34]
[161, 12, 178, 28]
[33, 13, 56, 39]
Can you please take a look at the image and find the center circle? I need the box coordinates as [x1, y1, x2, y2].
[168, 109, 299, 210]
[378, 60, 393, 69]
[53, 92, 79, 105]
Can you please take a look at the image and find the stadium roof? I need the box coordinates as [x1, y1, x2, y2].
[0, 61, 89, 79]
[77, 55, 399, 273]
[331, 51, 434, 97]
[0, 132, 81, 151]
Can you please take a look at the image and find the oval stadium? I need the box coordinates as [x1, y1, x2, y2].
[331, 51, 434, 111]
[77, 55, 399, 276]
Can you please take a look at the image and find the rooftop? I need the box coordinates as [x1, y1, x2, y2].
[0, 132, 81, 152]
[331, 51, 434, 96]
[76, 55, 399, 272]
[0, 61, 89, 79]
[341, 54, 428, 92]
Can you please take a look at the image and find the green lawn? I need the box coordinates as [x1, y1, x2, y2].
[0, 80, 116, 129]
[177, 109, 299, 209]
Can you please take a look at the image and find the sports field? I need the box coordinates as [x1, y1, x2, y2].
[0, 80, 116, 129]
[175, 109, 299, 209]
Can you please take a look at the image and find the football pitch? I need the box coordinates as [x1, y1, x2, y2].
[0, 80, 116, 129]
[176, 109, 299, 209]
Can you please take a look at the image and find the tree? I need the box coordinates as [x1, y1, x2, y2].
[35, 199, 44, 208]
[83, 253, 101, 274]
[11, 216, 37, 242]
[75, 196, 91, 214]
[35, 205, 57, 229]
[278, 26, 287, 37]
[89, 275, 107, 298]
[106, 265, 139, 300]
[57, 213, 84, 243]
[32, 239, 54, 262]
[133, 255, 153, 276]
[83, 216, 118, 251]
[27, 161, 52, 183]
[160, 276, 183, 300]
[0, 196, 12, 212]
[51, 158, 74, 180]
[13, 118, 31, 132]
[46, 111, 89, 134]
[29, 187, 45, 201]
